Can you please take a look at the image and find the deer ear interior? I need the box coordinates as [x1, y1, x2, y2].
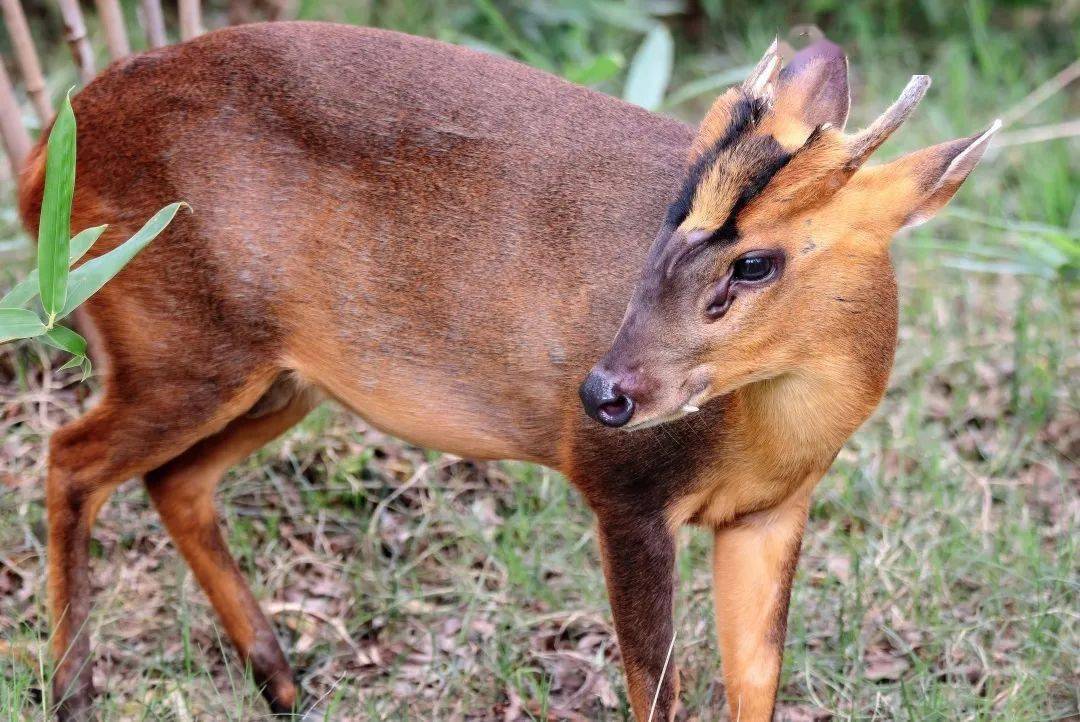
[774, 39, 850, 130]
[875, 120, 1001, 230]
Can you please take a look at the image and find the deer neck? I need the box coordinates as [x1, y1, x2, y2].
[667, 354, 890, 531]
[732, 357, 880, 480]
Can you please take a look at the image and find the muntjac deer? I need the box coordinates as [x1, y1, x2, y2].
[18, 22, 997, 721]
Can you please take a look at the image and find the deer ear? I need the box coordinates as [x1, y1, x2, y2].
[876, 120, 1000, 229]
[777, 38, 851, 128]
[774, 39, 850, 130]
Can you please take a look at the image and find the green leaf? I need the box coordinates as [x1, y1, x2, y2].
[0, 307, 47, 342]
[57, 352, 93, 381]
[471, 0, 554, 71]
[58, 354, 84, 371]
[622, 24, 673, 111]
[41, 324, 88, 357]
[663, 66, 754, 109]
[69, 223, 108, 264]
[37, 91, 78, 320]
[565, 53, 623, 86]
[0, 224, 107, 309]
[0, 273, 40, 311]
[60, 203, 187, 319]
[590, 1, 662, 33]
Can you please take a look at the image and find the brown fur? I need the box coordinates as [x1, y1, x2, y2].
[18, 23, 994, 720]
[144, 386, 319, 711]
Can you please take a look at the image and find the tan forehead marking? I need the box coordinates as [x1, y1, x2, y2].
[683, 133, 795, 236]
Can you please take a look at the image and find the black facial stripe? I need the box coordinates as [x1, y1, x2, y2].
[651, 136, 792, 281]
[664, 93, 766, 228]
[707, 139, 793, 245]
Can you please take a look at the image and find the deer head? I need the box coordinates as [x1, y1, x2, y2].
[580, 39, 998, 430]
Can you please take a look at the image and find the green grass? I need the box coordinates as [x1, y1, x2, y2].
[1, 1, 1077, 720]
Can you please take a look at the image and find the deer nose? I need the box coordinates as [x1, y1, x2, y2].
[579, 368, 636, 428]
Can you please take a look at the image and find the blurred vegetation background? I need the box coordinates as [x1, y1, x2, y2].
[1, 1, 1077, 720]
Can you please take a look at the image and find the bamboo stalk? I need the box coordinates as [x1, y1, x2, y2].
[1, 0, 52, 123]
[56, 0, 96, 84]
[0, 60, 31, 171]
[139, 0, 167, 48]
[95, 0, 130, 60]
[179, 0, 203, 41]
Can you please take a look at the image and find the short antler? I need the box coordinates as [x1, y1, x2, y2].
[848, 75, 931, 167]
[741, 37, 782, 102]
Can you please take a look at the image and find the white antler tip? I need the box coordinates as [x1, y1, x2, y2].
[906, 75, 932, 97]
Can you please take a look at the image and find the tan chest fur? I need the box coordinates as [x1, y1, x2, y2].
[667, 355, 887, 531]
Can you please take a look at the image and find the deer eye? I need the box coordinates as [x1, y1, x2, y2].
[732, 254, 777, 283]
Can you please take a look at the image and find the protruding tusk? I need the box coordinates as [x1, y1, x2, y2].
[682, 404, 700, 413]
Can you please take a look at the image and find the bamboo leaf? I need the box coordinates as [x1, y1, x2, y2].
[37, 91, 78, 320]
[41, 324, 88, 357]
[0, 224, 107, 309]
[0, 274, 40, 311]
[69, 223, 107, 264]
[623, 24, 673, 111]
[58, 354, 85, 371]
[60, 203, 186, 319]
[57, 352, 93, 380]
[0, 307, 47, 342]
